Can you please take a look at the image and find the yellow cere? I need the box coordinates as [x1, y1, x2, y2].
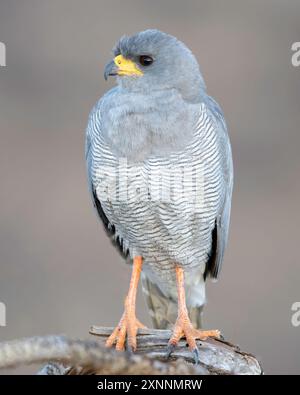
[113, 54, 143, 77]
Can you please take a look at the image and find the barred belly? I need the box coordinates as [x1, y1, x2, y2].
[90, 103, 225, 285]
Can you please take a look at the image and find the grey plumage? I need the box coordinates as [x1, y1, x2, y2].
[86, 30, 233, 329]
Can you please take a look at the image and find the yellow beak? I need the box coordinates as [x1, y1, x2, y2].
[113, 55, 143, 77]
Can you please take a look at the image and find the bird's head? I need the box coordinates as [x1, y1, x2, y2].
[104, 29, 205, 102]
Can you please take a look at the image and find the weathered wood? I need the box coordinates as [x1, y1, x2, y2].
[89, 326, 263, 375]
[0, 328, 263, 375]
[0, 335, 216, 375]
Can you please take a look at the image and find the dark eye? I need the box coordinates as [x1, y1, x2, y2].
[139, 55, 154, 66]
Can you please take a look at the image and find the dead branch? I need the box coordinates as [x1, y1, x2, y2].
[0, 328, 263, 375]
[89, 326, 262, 375]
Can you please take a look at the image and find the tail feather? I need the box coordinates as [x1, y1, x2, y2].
[141, 273, 203, 329]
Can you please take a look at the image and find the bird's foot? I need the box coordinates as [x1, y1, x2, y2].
[105, 310, 146, 352]
[106, 256, 146, 352]
[167, 310, 220, 363]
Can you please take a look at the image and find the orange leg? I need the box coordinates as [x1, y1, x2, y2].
[168, 266, 220, 361]
[106, 256, 146, 351]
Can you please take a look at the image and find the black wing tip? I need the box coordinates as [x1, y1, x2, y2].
[204, 220, 219, 280]
[92, 188, 129, 260]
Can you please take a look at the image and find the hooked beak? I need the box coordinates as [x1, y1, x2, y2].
[104, 60, 117, 80]
[104, 54, 143, 80]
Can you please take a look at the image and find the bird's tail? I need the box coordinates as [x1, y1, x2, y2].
[141, 273, 203, 329]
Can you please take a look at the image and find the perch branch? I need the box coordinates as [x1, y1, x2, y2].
[0, 328, 263, 375]
[89, 326, 263, 375]
[0, 335, 207, 375]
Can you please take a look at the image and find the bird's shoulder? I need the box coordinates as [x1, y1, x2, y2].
[201, 95, 233, 279]
[203, 95, 227, 131]
[85, 87, 119, 157]
[202, 95, 233, 178]
[87, 87, 119, 123]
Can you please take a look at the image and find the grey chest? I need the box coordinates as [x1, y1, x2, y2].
[89, 103, 226, 274]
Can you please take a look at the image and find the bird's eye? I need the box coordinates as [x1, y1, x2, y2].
[139, 55, 154, 66]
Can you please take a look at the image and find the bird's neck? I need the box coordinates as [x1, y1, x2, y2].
[101, 88, 201, 162]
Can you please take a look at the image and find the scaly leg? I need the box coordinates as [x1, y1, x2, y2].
[168, 265, 220, 362]
[106, 256, 146, 351]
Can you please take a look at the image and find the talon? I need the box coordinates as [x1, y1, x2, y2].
[166, 343, 176, 359]
[125, 338, 135, 357]
[192, 347, 200, 364]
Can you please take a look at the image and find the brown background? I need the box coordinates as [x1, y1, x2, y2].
[0, 0, 299, 374]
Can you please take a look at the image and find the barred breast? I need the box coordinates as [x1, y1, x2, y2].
[87, 102, 226, 287]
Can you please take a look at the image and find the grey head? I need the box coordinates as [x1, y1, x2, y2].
[100, 30, 207, 161]
[104, 29, 206, 103]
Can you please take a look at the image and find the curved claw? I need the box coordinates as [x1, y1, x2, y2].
[125, 338, 135, 357]
[166, 343, 176, 359]
[192, 347, 200, 364]
[167, 313, 221, 364]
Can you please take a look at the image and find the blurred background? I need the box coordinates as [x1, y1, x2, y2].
[0, 0, 299, 374]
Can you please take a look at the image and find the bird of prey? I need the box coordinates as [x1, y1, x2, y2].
[86, 29, 233, 359]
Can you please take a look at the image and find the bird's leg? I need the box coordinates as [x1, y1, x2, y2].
[106, 256, 146, 351]
[168, 266, 220, 361]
